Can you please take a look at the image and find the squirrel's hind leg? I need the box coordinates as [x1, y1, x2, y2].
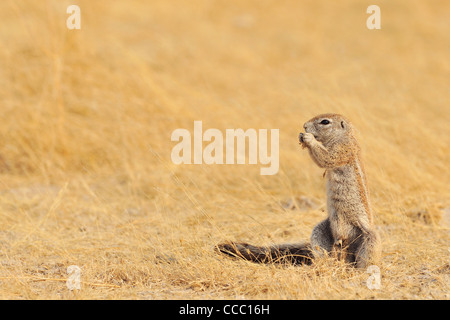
[310, 218, 334, 256]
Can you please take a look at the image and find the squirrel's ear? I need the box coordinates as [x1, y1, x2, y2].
[340, 121, 346, 129]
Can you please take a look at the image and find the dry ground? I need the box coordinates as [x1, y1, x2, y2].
[0, 0, 449, 299]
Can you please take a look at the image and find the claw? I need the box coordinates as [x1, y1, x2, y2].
[299, 132, 304, 143]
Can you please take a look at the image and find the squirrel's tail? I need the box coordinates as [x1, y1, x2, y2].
[215, 241, 314, 265]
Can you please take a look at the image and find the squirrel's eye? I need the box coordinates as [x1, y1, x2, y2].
[320, 120, 330, 125]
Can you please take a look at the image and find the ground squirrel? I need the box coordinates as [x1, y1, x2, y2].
[216, 113, 380, 268]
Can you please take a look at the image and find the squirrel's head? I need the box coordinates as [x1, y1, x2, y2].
[303, 113, 352, 145]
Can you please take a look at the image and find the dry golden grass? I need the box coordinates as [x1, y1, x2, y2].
[0, 0, 449, 299]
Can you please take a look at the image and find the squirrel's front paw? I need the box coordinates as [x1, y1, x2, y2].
[299, 132, 315, 147]
[299, 132, 304, 143]
[299, 132, 307, 148]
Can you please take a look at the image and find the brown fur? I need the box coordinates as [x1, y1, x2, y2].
[216, 113, 380, 268]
